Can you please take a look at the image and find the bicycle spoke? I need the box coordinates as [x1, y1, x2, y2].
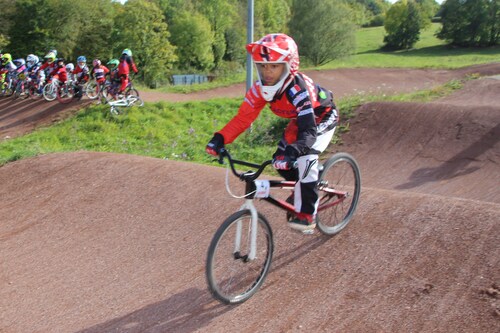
[206, 210, 273, 304]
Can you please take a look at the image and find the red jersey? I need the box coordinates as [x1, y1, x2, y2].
[218, 73, 337, 157]
[118, 54, 138, 75]
[92, 65, 109, 83]
[50, 66, 68, 83]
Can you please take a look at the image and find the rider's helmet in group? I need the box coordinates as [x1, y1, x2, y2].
[245, 33, 299, 101]
[2, 53, 12, 64]
[56, 58, 65, 68]
[49, 49, 57, 57]
[107, 59, 119, 69]
[44, 51, 56, 63]
[13, 58, 26, 68]
[26, 54, 39, 68]
[66, 63, 74, 73]
[77, 56, 86, 68]
[93, 59, 101, 67]
[122, 49, 132, 57]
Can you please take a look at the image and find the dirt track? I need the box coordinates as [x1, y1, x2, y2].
[0, 65, 499, 332]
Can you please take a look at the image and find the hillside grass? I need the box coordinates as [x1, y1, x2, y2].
[0, 77, 470, 167]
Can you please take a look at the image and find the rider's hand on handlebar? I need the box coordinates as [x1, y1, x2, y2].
[206, 133, 225, 156]
[272, 155, 296, 170]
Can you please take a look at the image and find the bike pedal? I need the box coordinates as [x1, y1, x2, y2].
[301, 229, 315, 235]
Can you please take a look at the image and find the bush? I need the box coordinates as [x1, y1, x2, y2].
[383, 0, 422, 50]
[437, 0, 499, 47]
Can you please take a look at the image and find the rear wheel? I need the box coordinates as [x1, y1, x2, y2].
[56, 83, 75, 104]
[28, 82, 43, 99]
[316, 153, 361, 235]
[206, 210, 273, 304]
[129, 96, 144, 107]
[125, 87, 139, 97]
[84, 80, 99, 100]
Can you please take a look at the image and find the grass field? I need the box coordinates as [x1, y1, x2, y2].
[322, 23, 500, 69]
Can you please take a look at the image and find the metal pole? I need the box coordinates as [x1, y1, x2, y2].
[246, 0, 254, 92]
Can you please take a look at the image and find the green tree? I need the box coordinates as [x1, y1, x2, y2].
[254, 0, 290, 36]
[437, 0, 499, 47]
[169, 10, 215, 71]
[7, 0, 62, 57]
[5, 0, 116, 62]
[113, 0, 177, 87]
[198, 0, 235, 69]
[0, 0, 15, 51]
[288, 0, 356, 66]
[383, 0, 422, 50]
[72, 0, 116, 62]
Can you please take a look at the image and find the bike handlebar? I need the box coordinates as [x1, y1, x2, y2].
[218, 148, 272, 182]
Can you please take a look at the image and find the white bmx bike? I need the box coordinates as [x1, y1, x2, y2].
[108, 94, 144, 115]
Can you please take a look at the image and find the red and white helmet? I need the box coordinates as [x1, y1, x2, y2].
[246, 33, 299, 101]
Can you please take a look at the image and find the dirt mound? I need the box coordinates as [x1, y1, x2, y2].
[336, 77, 500, 204]
[0, 97, 93, 139]
[0, 150, 498, 332]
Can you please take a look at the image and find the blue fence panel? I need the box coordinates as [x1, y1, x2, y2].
[172, 74, 209, 86]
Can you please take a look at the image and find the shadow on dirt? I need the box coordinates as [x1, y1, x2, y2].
[396, 123, 500, 190]
[76, 288, 232, 333]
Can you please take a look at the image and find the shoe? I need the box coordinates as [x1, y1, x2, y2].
[288, 213, 316, 232]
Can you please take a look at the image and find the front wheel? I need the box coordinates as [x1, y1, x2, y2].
[56, 83, 75, 104]
[84, 80, 100, 100]
[316, 152, 361, 235]
[1, 81, 15, 97]
[206, 210, 273, 304]
[43, 83, 57, 101]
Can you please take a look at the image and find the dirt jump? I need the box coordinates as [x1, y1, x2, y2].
[0, 63, 499, 332]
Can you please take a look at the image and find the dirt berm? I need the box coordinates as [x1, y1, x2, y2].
[0, 75, 499, 332]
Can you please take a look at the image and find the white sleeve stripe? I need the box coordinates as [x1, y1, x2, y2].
[298, 108, 314, 117]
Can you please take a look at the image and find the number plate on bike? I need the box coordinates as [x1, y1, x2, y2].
[254, 180, 270, 198]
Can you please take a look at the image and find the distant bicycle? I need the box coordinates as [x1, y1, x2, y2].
[56, 80, 76, 104]
[84, 79, 107, 100]
[42, 79, 59, 101]
[0, 75, 15, 97]
[13, 73, 28, 99]
[206, 148, 361, 304]
[103, 78, 139, 103]
[108, 94, 144, 115]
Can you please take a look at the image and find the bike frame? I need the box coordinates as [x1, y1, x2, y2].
[220, 149, 348, 260]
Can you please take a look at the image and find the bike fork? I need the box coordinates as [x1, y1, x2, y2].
[235, 199, 258, 261]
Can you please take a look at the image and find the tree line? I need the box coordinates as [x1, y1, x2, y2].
[1, 0, 497, 88]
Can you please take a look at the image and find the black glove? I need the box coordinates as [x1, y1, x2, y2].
[272, 146, 298, 170]
[272, 155, 295, 170]
[206, 133, 225, 156]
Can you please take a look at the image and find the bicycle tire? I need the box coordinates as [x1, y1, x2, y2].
[316, 152, 361, 235]
[56, 83, 75, 104]
[126, 87, 139, 97]
[2, 82, 15, 97]
[129, 96, 144, 107]
[13, 81, 23, 99]
[27, 83, 43, 99]
[206, 209, 273, 304]
[43, 83, 57, 101]
[84, 80, 100, 100]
